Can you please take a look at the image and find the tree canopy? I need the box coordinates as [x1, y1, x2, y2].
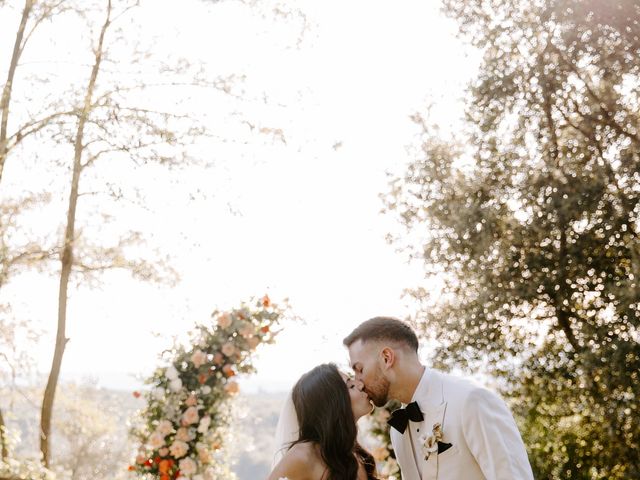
[384, 1, 640, 477]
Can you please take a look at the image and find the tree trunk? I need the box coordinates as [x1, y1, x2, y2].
[0, 0, 33, 184]
[0, 406, 8, 461]
[39, 0, 112, 467]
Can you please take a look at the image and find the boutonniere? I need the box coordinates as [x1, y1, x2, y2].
[419, 423, 453, 460]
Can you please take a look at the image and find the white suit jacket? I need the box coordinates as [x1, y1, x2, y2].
[390, 369, 534, 480]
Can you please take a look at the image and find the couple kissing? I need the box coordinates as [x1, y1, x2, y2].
[268, 316, 534, 480]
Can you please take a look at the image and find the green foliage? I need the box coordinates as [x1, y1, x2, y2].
[384, 1, 640, 477]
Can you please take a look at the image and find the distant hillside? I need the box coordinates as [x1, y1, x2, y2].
[0, 385, 287, 480]
[230, 391, 287, 478]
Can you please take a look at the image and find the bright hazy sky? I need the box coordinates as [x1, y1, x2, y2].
[2, 0, 479, 392]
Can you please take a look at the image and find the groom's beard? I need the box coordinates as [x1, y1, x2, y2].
[366, 374, 391, 407]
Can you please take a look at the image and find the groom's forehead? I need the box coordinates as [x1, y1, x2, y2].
[348, 339, 375, 363]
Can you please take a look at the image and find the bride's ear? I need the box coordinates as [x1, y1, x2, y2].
[380, 346, 395, 370]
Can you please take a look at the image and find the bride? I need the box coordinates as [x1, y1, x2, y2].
[267, 363, 379, 480]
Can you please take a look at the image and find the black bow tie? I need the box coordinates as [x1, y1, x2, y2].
[387, 401, 424, 433]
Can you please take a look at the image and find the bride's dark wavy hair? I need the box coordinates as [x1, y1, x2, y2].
[291, 363, 377, 480]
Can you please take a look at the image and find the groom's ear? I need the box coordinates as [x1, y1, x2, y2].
[380, 346, 395, 370]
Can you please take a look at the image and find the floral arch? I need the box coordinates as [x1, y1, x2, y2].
[129, 295, 288, 480]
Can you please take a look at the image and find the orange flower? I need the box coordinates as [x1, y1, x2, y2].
[198, 373, 208, 384]
[222, 364, 236, 377]
[261, 325, 270, 333]
[158, 459, 172, 474]
[262, 295, 271, 307]
[132, 391, 141, 398]
[160, 475, 170, 480]
[128, 465, 136, 471]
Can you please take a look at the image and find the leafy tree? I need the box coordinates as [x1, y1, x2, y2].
[384, 0, 640, 478]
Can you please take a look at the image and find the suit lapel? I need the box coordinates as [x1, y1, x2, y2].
[392, 428, 421, 480]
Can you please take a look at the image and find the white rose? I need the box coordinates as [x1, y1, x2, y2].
[197, 416, 211, 434]
[153, 387, 165, 401]
[157, 420, 173, 436]
[170, 378, 183, 392]
[193, 475, 204, 480]
[179, 457, 197, 476]
[200, 385, 211, 395]
[165, 365, 179, 380]
[164, 404, 178, 420]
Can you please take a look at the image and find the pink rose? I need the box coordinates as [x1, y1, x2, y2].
[372, 446, 389, 461]
[239, 324, 254, 338]
[185, 394, 198, 407]
[197, 447, 211, 464]
[221, 342, 236, 357]
[190, 349, 207, 368]
[224, 380, 239, 395]
[247, 335, 260, 350]
[158, 447, 169, 457]
[176, 427, 194, 442]
[149, 431, 165, 449]
[182, 406, 199, 425]
[217, 312, 232, 329]
[169, 440, 189, 459]
[179, 457, 197, 476]
[213, 352, 224, 366]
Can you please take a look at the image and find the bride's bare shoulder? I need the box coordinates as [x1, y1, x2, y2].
[267, 442, 322, 480]
[288, 442, 319, 460]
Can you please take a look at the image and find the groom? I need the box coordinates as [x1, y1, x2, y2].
[344, 317, 534, 480]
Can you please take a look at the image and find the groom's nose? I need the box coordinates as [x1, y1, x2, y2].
[354, 379, 365, 391]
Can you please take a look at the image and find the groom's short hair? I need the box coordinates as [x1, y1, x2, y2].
[343, 316, 419, 352]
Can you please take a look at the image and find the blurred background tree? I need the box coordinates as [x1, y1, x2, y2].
[384, 0, 640, 478]
[50, 383, 136, 480]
